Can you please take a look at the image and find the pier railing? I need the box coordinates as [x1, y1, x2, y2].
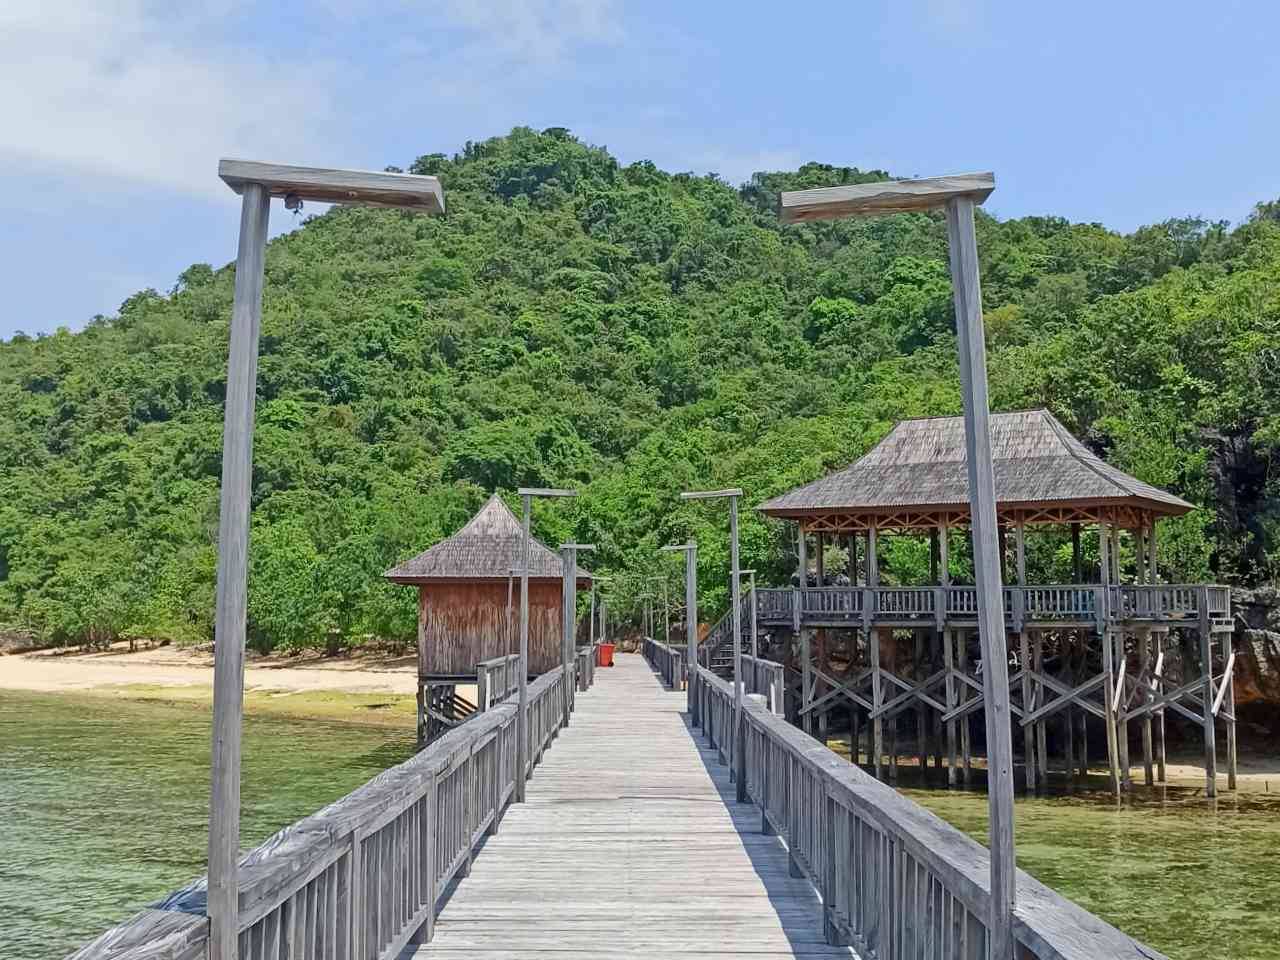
[475, 653, 521, 710]
[741, 653, 786, 715]
[642, 636, 685, 689]
[575, 642, 599, 692]
[690, 666, 1167, 960]
[71, 663, 597, 960]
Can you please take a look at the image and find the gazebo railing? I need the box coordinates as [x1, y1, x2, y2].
[801, 586, 864, 619]
[745, 584, 1229, 626]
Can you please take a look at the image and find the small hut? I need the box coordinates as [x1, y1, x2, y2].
[385, 494, 590, 743]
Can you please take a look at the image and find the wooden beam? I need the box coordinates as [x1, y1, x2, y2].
[208, 182, 270, 960]
[779, 172, 994, 223]
[218, 158, 444, 213]
[946, 193, 1015, 958]
[517, 495, 532, 803]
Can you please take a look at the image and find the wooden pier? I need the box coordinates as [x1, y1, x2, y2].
[73, 649, 1167, 960]
[405, 653, 847, 959]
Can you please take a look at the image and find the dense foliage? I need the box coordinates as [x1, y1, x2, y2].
[3, 128, 1280, 651]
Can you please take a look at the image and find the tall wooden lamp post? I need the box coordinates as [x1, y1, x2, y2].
[681, 488, 745, 801]
[779, 173, 1015, 956]
[209, 160, 443, 960]
[662, 543, 698, 712]
[515, 488, 576, 803]
[559, 542, 595, 725]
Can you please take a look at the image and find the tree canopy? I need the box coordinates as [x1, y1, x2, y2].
[3, 127, 1279, 652]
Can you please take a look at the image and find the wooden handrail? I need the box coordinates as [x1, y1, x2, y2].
[476, 653, 521, 711]
[741, 583, 1231, 625]
[69, 664, 598, 960]
[690, 665, 1168, 960]
[642, 636, 685, 690]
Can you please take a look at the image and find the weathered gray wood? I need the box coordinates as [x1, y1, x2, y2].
[946, 194, 1015, 958]
[218, 159, 445, 213]
[943, 629, 958, 786]
[517, 494, 532, 804]
[1101, 629, 1122, 795]
[779, 172, 994, 223]
[1138, 628, 1155, 786]
[1034, 633, 1048, 786]
[408, 656, 851, 960]
[870, 628, 883, 779]
[209, 180, 270, 960]
[696, 665, 1168, 960]
[1019, 629, 1036, 792]
[1198, 589, 1218, 797]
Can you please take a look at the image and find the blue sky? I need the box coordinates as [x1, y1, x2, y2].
[2, 0, 1278, 339]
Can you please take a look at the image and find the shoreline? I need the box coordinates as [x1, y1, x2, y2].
[1, 643, 418, 694]
[0, 644, 423, 727]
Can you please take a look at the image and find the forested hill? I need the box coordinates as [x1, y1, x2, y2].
[3, 127, 1280, 652]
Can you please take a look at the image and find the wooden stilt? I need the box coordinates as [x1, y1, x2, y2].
[1198, 597, 1218, 797]
[1034, 631, 1047, 788]
[944, 628, 958, 786]
[1071, 523, 1082, 582]
[889, 713, 899, 782]
[932, 648, 945, 774]
[870, 627, 883, 780]
[915, 630, 928, 776]
[850, 705, 860, 767]
[1078, 694, 1089, 779]
[801, 628, 813, 737]
[1155, 630, 1167, 783]
[816, 628, 828, 745]
[1019, 629, 1035, 792]
[886, 632, 898, 782]
[1139, 627, 1154, 786]
[959, 630, 972, 784]
[1227, 649, 1238, 791]
[1117, 631, 1131, 788]
[1063, 641, 1076, 786]
[1102, 629, 1122, 796]
[1064, 704, 1076, 788]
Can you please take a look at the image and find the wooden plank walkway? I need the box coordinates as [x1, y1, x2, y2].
[403, 653, 855, 959]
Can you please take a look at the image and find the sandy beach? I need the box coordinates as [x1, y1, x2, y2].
[0, 643, 418, 695]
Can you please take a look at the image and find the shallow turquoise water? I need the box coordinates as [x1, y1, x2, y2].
[0, 689, 414, 960]
[5, 686, 1278, 960]
[901, 781, 1280, 960]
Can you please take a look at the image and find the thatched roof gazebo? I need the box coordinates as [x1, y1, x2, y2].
[386, 493, 591, 677]
[759, 410, 1192, 585]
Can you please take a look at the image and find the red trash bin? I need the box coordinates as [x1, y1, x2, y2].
[597, 642, 615, 667]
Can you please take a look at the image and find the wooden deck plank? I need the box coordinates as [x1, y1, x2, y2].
[402, 655, 852, 959]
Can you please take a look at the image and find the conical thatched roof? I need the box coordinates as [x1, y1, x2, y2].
[385, 494, 591, 583]
[758, 410, 1192, 521]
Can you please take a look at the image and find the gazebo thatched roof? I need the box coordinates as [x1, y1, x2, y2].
[385, 494, 591, 584]
[758, 410, 1192, 531]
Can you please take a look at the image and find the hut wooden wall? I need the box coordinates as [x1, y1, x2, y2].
[417, 580, 562, 676]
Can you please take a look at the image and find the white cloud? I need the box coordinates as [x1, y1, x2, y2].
[0, 0, 624, 197]
[0, 1, 343, 198]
